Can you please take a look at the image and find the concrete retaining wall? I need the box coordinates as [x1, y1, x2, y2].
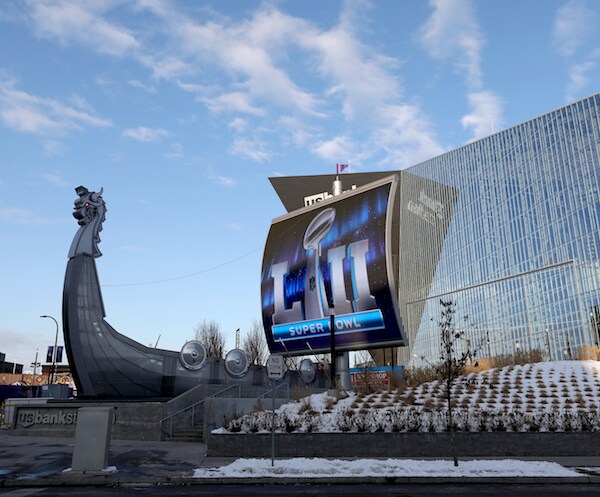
[206, 431, 600, 457]
[11, 401, 164, 441]
[203, 397, 289, 437]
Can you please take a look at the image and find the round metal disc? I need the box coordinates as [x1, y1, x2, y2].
[303, 208, 336, 249]
[299, 358, 317, 384]
[225, 348, 250, 377]
[179, 340, 207, 371]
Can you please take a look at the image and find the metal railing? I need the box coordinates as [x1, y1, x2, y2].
[160, 384, 241, 439]
[160, 383, 296, 440]
[0, 402, 11, 428]
[256, 382, 290, 400]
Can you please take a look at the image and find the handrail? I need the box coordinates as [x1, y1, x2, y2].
[256, 382, 290, 400]
[160, 382, 296, 439]
[161, 384, 240, 422]
[160, 384, 241, 439]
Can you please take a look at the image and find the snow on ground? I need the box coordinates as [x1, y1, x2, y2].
[194, 458, 583, 478]
[217, 360, 600, 434]
[202, 362, 600, 479]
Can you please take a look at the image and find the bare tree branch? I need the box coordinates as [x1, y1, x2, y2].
[242, 318, 268, 365]
[194, 319, 225, 358]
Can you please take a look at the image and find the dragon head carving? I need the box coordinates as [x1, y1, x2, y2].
[68, 186, 107, 259]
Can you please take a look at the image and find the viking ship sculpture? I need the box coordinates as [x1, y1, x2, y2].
[62, 186, 266, 398]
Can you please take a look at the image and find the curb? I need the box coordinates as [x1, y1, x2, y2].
[2, 475, 600, 487]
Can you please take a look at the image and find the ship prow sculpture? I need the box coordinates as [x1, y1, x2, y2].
[62, 186, 274, 398]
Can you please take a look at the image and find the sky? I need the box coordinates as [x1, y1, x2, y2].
[1, 0, 599, 371]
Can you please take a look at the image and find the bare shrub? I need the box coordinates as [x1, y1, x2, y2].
[403, 365, 442, 386]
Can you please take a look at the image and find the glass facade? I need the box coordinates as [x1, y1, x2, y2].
[400, 93, 600, 366]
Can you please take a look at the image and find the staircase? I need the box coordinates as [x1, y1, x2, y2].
[160, 383, 293, 442]
[165, 425, 204, 442]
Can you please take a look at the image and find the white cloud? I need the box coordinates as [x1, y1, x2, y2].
[17, 0, 446, 167]
[566, 58, 597, 101]
[278, 116, 316, 147]
[301, 7, 443, 167]
[208, 174, 236, 188]
[200, 92, 265, 116]
[0, 207, 53, 225]
[43, 139, 67, 156]
[164, 142, 184, 160]
[121, 126, 170, 143]
[553, 0, 597, 57]
[306, 25, 400, 122]
[133, 3, 323, 117]
[375, 104, 446, 166]
[228, 117, 248, 133]
[229, 138, 274, 163]
[0, 78, 112, 136]
[312, 135, 356, 163]
[25, 0, 140, 56]
[460, 90, 504, 141]
[141, 54, 194, 80]
[228, 222, 242, 231]
[128, 79, 157, 93]
[418, 0, 505, 143]
[418, 0, 483, 89]
[109, 152, 123, 162]
[0, 328, 51, 370]
[43, 172, 70, 188]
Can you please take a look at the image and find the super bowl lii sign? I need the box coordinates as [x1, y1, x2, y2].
[261, 176, 405, 355]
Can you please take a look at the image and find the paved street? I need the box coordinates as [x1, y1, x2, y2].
[2, 430, 600, 494]
[2, 483, 600, 497]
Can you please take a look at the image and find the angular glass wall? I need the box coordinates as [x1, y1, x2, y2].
[398, 94, 600, 366]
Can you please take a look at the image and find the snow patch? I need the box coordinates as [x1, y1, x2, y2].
[194, 458, 582, 478]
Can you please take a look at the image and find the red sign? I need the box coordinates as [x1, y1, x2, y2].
[351, 371, 389, 389]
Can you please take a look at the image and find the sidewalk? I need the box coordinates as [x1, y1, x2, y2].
[2, 429, 600, 487]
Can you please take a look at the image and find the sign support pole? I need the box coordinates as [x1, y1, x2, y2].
[271, 379, 276, 466]
[329, 306, 336, 389]
[266, 354, 285, 466]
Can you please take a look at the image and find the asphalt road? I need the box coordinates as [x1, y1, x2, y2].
[2, 484, 600, 497]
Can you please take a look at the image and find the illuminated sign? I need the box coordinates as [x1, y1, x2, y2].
[261, 176, 405, 355]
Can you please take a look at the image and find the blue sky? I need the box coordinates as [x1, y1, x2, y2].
[1, 0, 599, 371]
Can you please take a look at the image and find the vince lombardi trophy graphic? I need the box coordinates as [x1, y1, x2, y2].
[302, 207, 336, 320]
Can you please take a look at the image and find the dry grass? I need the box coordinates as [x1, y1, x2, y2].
[331, 359, 600, 417]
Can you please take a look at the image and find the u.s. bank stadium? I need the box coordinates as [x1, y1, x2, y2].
[262, 93, 600, 369]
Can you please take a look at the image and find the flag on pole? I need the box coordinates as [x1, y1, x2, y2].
[46, 346, 53, 363]
[56, 345, 64, 363]
[336, 163, 349, 174]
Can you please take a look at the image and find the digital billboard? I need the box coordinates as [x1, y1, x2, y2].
[261, 175, 405, 355]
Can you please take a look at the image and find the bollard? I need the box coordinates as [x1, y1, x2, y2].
[71, 407, 114, 473]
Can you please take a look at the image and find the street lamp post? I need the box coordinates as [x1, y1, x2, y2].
[30, 349, 40, 388]
[40, 315, 59, 384]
